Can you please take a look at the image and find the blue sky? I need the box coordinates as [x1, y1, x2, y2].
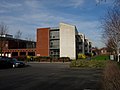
[0, 0, 113, 48]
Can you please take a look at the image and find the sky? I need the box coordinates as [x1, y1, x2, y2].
[0, 0, 114, 48]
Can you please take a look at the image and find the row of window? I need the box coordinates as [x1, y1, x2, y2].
[11, 52, 35, 56]
[50, 30, 59, 39]
[50, 50, 59, 55]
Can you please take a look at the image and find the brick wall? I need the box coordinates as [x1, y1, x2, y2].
[36, 28, 50, 56]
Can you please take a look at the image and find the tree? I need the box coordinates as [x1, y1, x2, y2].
[96, 0, 107, 5]
[0, 22, 8, 55]
[0, 22, 8, 35]
[14, 30, 22, 49]
[114, 0, 120, 6]
[25, 34, 33, 41]
[102, 0, 120, 61]
[14, 30, 22, 39]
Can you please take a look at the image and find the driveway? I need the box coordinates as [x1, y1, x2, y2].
[0, 62, 102, 90]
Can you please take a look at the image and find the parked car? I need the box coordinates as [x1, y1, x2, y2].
[0, 56, 12, 68]
[0, 56, 25, 68]
[10, 58, 25, 68]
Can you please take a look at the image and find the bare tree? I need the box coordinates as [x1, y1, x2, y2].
[114, 0, 120, 6]
[102, 1, 120, 61]
[0, 22, 8, 55]
[25, 34, 34, 41]
[0, 22, 8, 35]
[14, 30, 22, 49]
[105, 38, 116, 54]
[14, 30, 22, 39]
[96, 0, 106, 4]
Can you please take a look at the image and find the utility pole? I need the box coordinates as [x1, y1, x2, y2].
[117, 44, 119, 62]
[116, 33, 120, 62]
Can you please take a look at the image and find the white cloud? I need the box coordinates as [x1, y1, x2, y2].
[24, 0, 43, 9]
[95, 0, 100, 4]
[0, 8, 102, 44]
[55, 0, 84, 8]
[0, 0, 107, 48]
[68, 0, 84, 8]
[0, 2, 22, 8]
[0, 10, 9, 13]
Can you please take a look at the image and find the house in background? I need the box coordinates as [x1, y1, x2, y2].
[100, 47, 109, 55]
[92, 47, 109, 55]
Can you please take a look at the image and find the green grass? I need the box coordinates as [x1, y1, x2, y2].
[70, 55, 109, 68]
[91, 55, 109, 60]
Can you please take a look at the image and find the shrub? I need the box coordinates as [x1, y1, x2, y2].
[34, 56, 50, 62]
[58, 57, 71, 62]
[13, 56, 27, 61]
[78, 53, 86, 59]
[26, 56, 31, 62]
[85, 53, 93, 57]
[26, 56, 71, 62]
[26, 56, 36, 62]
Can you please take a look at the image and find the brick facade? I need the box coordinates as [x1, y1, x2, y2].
[36, 28, 50, 56]
[0, 36, 36, 57]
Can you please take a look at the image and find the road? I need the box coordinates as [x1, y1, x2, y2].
[0, 62, 102, 90]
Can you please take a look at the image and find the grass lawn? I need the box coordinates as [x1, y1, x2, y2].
[91, 55, 109, 60]
[70, 55, 109, 68]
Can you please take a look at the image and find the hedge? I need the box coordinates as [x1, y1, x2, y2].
[70, 60, 107, 68]
[26, 56, 71, 62]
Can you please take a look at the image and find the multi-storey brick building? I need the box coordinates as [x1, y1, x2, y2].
[36, 23, 92, 59]
[0, 23, 92, 59]
[0, 34, 36, 57]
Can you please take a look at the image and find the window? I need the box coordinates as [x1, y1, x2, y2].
[20, 52, 26, 56]
[50, 42, 53, 45]
[50, 51, 53, 55]
[28, 52, 35, 56]
[50, 42, 53, 47]
[53, 36, 55, 38]
[12, 52, 18, 56]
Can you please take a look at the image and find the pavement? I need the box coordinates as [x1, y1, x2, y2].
[0, 62, 103, 90]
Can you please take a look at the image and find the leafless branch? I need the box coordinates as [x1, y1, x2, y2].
[102, 4, 120, 54]
[0, 22, 8, 54]
[14, 30, 22, 39]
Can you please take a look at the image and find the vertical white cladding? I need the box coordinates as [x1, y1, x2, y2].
[59, 23, 76, 59]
